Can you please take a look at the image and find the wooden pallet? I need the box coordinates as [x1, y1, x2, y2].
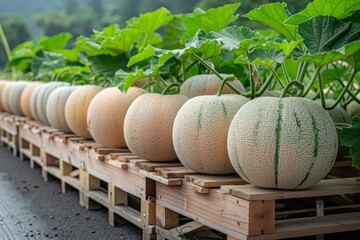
[139, 165, 360, 240]
[0, 113, 20, 156]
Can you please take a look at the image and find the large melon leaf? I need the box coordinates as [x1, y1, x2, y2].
[243, 3, 298, 41]
[285, 0, 360, 25]
[39, 32, 73, 51]
[88, 54, 129, 78]
[101, 28, 145, 54]
[297, 16, 360, 65]
[31, 51, 66, 78]
[182, 3, 240, 43]
[298, 16, 360, 54]
[163, 14, 187, 49]
[126, 7, 173, 35]
[340, 117, 360, 170]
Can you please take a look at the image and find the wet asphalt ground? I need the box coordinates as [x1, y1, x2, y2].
[0, 146, 141, 240]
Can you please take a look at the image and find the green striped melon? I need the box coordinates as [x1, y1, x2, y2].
[9, 81, 30, 116]
[46, 86, 78, 132]
[173, 95, 249, 174]
[179, 74, 245, 98]
[228, 97, 338, 189]
[35, 82, 69, 125]
[124, 93, 189, 162]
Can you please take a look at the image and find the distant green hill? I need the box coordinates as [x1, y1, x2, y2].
[0, 0, 117, 38]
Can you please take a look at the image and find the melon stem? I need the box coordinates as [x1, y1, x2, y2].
[326, 70, 358, 110]
[161, 83, 180, 95]
[280, 81, 304, 98]
[192, 53, 246, 96]
[216, 75, 236, 96]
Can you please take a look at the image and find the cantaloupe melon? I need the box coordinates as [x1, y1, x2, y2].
[124, 93, 189, 161]
[179, 74, 245, 98]
[0, 80, 9, 112]
[316, 99, 351, 124]
[228, 97, 338, 189]
[46, 86, 78, 132]
[347, 101, 360, 118]
[21, 81, 44, 118]
[65, 85, 103, 138]
[87, 87, 147, 148]
[173, 94, 249, 174]
[1, 82, 14, 113]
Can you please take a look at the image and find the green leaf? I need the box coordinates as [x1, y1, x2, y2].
[127, 7, 173, 35]
[127, 46, 156, 67]
[190, 26, 256, 52]
[321, 68, 349, 85]
[299, 16, 360, 54]
[101, 28, 145, 54]
[243, 2, 298, 41]
[116, 52, 175, 91]
[299, 41, 360, 65]
[88, 54, 129, 78]
[76, 36, 117, 56]
[163, 14, 187, 49]
[53, 49, 80, 62]
[31, 51, 66, 78]
[268, 40, 302, 58]
[285, 0, 360, 25]
[182, 3, 240, 43]
[39, 32, 73, 51]
[93, 24, 121, 40]
[236, 48, 285, 67]
[340, 117, 360, 170]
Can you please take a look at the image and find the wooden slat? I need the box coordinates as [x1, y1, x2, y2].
[137, 161, 183, 171]
[95, 147, 130, 155]
[221, 177, 360, 201]
[186, 175, 247, 188]
[139, 170, 182, 186]
[155, 167, 197, 178]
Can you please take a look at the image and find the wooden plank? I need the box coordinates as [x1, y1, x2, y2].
[139, 169, 182, 186]
[155, 167, 197, 178]
[137, 161, 183, 171]
[96, 147, 130, 155]
[221, 177, 360, 201]
[110, 152, 136, 160]
[248, 212, 360, 240]
[156, 181, 275, 237]
[186, 175, 247, 188]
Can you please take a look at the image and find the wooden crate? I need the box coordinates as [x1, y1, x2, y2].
[79, 144, 192, 240]
[140, 166, 360, 240]
[0, 113, 20, 156]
